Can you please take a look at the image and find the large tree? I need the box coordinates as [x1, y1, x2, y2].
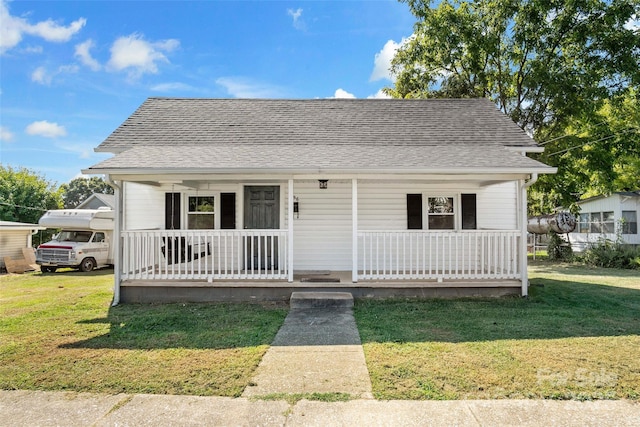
[0, 165, 63, 224]
[59, 176, 114, 209]
[529, 92, 640, 214]
[388, 0, 640, 212]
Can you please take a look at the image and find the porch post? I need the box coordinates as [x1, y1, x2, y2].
[106, 175, 122, 306]
[288, 179, 294, 282]
[352, 178, 358, 283]
[519, 179, 528, 297]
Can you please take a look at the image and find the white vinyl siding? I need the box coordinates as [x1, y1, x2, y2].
[291, 180, 352, 270]
[477, 182, 518, 230]
[124, 182, 165, 230]
[571, 194, 640, 250]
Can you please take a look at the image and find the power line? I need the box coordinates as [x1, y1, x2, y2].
[0, 201, 51, 211]
[538, 120, 610, 146]
[547, 127, 639, 157]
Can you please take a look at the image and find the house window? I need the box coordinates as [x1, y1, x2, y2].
[590, 212, 601, 233]
[622, 211, 638, 234]
[602, 211, 615, 234]
[578, 213, 590, 233]
[427, 196, 455, 230]
[188, 196, 215, 229]
[406, 194, 476, 230]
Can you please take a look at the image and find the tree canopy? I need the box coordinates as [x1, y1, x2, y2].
[59, 177, 114, 209]
[388, 0, 640, 212]
[0, 165, 63, 224]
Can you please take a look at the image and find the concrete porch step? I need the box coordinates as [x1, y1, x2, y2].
[290, 292, 354, 309]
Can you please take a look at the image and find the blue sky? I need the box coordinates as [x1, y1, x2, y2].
[1, 0, 415, 186]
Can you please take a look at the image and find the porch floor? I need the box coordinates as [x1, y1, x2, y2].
[119, 271, 523, 303]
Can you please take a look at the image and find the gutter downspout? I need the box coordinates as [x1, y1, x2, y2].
[105, 175, 122, 306]
[521, 173, 538, 297]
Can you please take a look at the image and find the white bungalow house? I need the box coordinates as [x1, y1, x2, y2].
[572, 191, 640, 251]
[84, 98, 555, 303]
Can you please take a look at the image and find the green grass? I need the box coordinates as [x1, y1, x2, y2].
[2, 263, 639, 400]
[0, 270, 287, 396]
[355, 261, 640, 400]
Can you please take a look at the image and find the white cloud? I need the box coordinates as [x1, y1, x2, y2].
[370, 37, 412, 82]
[75, 39, 101, 71]
[25, 120, 67, 138]
[367, 89, 392, 99]
[31, 66, 51, 85]
[0, 125, 14, 142]
[28, 17, 86, 42]
[1, 0, 86, 54]
[31, 64, 78, 85]
[57, 142, 92, 159]
[287, 8, 305, 31]
[151, 82, 197, 92]
[216, 77, 284, 98]
[107, 33, 179, 79]
[332, 88, 356, 99]
[23, 45, 43, 54]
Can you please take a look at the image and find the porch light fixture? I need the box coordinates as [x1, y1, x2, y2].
[318, 179, 328, 189]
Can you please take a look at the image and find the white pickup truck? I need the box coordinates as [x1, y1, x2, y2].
[36, 208, 114, 273]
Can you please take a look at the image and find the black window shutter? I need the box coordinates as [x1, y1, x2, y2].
[461, 193, 477, 230]
[165, 193, 181, 230]
[220, 193, 236, 229]
[407, 194, 423, 229]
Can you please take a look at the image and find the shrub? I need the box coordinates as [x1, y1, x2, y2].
[547, 232, 573, 261]
[582, 238, 640, 269]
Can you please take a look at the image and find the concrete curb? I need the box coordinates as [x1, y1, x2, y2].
[1, 391, 639, 426]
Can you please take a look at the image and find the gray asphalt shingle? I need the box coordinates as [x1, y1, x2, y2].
[88, 97, 553, 173]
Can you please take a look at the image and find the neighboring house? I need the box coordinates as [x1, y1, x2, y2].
[84, 98, 555, 303]
[571, 191, 640, 251]
[0, 221, 45, 270]
[76, 193, 115, 210]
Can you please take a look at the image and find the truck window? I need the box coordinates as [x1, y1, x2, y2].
[93, 232, 106, 243]
[58, 230, 93, 243]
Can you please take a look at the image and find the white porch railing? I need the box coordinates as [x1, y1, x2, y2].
[358, 230, 521, 280]
[121, 230, 289, 280]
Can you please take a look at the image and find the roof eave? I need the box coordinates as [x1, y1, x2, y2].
[83, 166, 557, 176]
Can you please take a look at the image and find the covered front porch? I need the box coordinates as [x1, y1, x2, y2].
[107, 174, 534, 302]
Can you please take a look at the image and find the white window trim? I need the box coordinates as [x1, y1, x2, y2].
[579, 211, 616, 235]
[423, 193, 460, 231]
[184, 192, 220, 230]
[621, 210, 638, 235]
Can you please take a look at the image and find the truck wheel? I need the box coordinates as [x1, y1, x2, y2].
[80, 258, 96, 272]
[41, 266, 57, 273]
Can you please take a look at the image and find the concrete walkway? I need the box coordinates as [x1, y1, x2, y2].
[1, 390, 639, 426]
[242, 292, 373, 398]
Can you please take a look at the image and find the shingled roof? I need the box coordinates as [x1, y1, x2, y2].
[97, 98, 538, 152]
[87, 97, 554, 174]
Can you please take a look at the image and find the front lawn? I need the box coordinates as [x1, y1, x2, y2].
[355, 262, 640, 400]
[0, 271, 287, 396]
[2, 263, 639, 400]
